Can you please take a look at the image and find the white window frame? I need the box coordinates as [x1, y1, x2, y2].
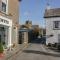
[2, 0, 8, 14]
[2, 2, 6, 12]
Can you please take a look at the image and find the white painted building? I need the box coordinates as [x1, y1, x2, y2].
[0, 0, 13, 48]
[0, 15, 12, 47]
[44, 8, 60, 45]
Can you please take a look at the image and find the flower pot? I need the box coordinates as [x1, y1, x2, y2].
[0, 53, 4, 57]
[0, 53, 5, 60]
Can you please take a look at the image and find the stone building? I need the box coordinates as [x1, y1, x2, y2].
[44, 8, 60, 45]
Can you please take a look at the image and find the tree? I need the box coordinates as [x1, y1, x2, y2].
[32, 27, 40, 38]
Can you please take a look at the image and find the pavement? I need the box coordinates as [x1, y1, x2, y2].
[0, 43, 28, 60]
[7, 39, 60, 60]
[1, 38, 60, 60]
[42, 45, 60, 57]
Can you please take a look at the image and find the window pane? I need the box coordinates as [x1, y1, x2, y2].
[55, 21, 59, 28]
[2, 2, 6, 12]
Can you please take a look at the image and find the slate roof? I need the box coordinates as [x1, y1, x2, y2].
[44, 8, 60, 18]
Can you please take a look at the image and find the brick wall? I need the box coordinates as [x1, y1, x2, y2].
[8, 0, 19, 44]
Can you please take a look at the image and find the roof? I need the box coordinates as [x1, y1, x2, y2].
[44, 8, 60, 18]
[19, 28, 32, 32]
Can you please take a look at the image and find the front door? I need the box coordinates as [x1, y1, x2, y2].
[0, 27, 5, 44]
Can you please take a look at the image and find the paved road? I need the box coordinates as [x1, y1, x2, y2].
[8, 42, 60, 60]
[8, 38, 60, 60]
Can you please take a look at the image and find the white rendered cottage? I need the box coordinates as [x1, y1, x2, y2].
[44, 8, 60, 45]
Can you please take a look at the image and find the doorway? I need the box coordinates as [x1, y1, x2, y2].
[0, 25, 8, 45]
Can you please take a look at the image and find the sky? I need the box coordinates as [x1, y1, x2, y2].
[19, 0, 60, 28]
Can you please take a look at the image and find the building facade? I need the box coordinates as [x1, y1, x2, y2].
[19, 28, 28, 45]
[44, 8, 60, 45]
[25, 20, 32, 29]
[0, 0, 20, 48]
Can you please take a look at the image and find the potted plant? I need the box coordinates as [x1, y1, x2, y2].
[0, 43, 4, 57]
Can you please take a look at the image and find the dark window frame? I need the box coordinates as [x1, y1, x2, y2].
[53, 21, 60, 30]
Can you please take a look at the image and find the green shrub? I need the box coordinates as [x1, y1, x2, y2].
[0, 43, 4, 53]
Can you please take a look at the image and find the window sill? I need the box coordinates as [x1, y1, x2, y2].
[0, 11, 8, 15]
[0, 10, 12, 19]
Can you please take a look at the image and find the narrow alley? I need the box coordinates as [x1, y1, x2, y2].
[8, 38, 60, 60]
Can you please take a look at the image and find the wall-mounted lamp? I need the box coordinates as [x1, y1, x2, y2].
[14, 27, 16, 29]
